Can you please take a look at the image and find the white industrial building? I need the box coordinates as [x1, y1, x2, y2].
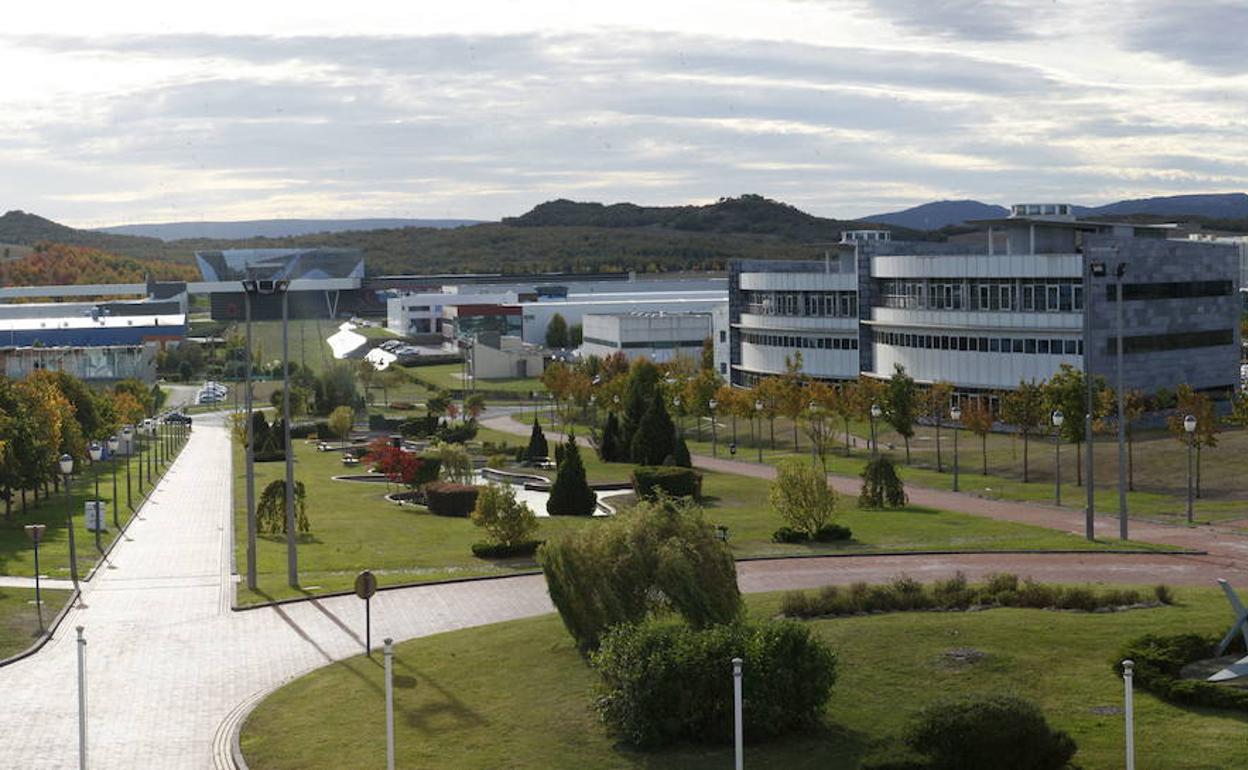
[581, 312, 712, 363]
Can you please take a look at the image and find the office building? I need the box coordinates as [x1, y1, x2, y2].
[581, 311, 712, 364]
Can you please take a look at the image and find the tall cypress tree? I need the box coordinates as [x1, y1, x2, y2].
[527, 415, 549, 461]
[599, 411, 622, 462]
[630, 390, 675, 466]
[547, 434, 597, 516]
[620, 360, 659, 451]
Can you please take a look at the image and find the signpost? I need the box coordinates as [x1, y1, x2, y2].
[355, 570, 378, 657]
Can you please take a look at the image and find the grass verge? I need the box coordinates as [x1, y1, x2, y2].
[0, 586, 72, 660]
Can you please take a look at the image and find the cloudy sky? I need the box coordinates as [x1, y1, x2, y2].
[1, 0, 1246, 227]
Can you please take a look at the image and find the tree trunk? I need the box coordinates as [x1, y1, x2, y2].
[844, 418, 851, 456]
[21, 488, 27, 513]
[935, 421, 943, 472]
[903, 436, 911, 464]
[793, 421, 799, 452]
[769, 418, 775, 449]
[1075, 442, 1082, 486]
[731, 414, 737, 444]
[1022, 431, 1029, 483]
[1197, 444, 1202, 498]
[981, 433, 988, 475]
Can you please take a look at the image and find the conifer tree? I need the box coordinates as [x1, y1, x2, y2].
[527, 415, 549, 461]
[599, 411, 622, 462]
[631, 390, 675, 466]
[547, 434, 597, 516]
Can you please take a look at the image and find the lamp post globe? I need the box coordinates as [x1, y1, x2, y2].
[59, 453, 74, 476]
[869, 403, 882, 457]
[708, 399, 718, 456]
[1184, 414, 1197, 523]
[949, 405, 962, 491]
[1051, 409, 1064, 505]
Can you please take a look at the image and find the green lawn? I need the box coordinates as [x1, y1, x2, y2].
[240, 586, 1248, 770]
[0, 438, 178, 580]
[238, 319, 338, 375]
[408, 362, 546, 395]
[235, 426, 1169, 606]
[0, 587, 71, 659]
[514, 410, 1245, 525]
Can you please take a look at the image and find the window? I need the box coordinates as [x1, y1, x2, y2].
[1107, 280, 1234, 302]
[1109, 328, 1233, 354]
[719, 330, 726, 343]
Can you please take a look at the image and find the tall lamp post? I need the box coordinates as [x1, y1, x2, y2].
[808, 400, 822, 471]
[1114, 261, 1128, 541]
[869, 403, 882, 458]
[242, 278, 258, 591]
[107, 435, 120, 529]
[24, 523, 46, 633]
[122, 425, 134, 511]
[709, 398, 718, 457]
[950, 404, 962, 491]
[1052, 410, 1064, 505]
[1085, 258, 1108, 542]
[88, 442, 103, 553]
[1185, 415, 1197, 524]
[144, 419, 154, 488]
[59, 453, 80, 597]
[673, 396, 682, 440]
[754, 399, 764, 463]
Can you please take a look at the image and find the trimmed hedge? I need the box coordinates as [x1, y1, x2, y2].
[772, 523, 853, 543]
[471, 540, 543, 559]
[781, 573, 1170, 619]
[368, 414, 403, 431]
[631, 465, 702, 500]
[1115, 633, 1248, 712]
[900, 694, 1077, 770]
[424, 482, 480, 517]
[289, 421, 331, 439]
[591, 618, 837, 748]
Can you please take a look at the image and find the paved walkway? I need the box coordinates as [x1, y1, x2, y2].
[0, 413, 1243, 769]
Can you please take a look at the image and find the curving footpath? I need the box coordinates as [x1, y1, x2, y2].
[0, 415, 1244, 769]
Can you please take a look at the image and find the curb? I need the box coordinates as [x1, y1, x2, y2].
[230, 568, 544, 612]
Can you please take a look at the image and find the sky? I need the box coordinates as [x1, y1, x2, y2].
[1, 0, 1247, 227]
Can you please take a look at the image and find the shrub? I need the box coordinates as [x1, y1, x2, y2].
[537, 496, 740, 651]
[631, 466, 702, 500]
[860, 457, 907, 508]
[1116, 633, 1248, 712]
[424, 482, 480, 517]
[672, 437, 692, 468]
[256, 479, 309, 534]
[389, 401, 414, 410]
[437, 443, 475, 484]
[772, 523, 852, 544]
[630, 390, 675, 466]
[470, 540, 543, 558]
[769, 458, 839, 537]
[904, 694, 1077, 770]
[399, 414, 438, 438]
[526, 417, 548, 461]
[591, 618, 837, 748]
[471, 482, 539, 547]
[437, 419, 478, 444]
[1154, 584, 1175, 605]
[290, 421, 332, 439]
[598, 411, 623, 462]
[547, 435, 597, 516]
[486, 453, 510, 469]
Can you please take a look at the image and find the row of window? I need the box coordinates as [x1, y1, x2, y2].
[873, 329, 1084, 355]
[1107, 329, 1233, 355]
[741, 290, 858, 318]
[1107, 280, 1233, 302]
[879, 279, 1085, 313]
[583, 337, 704, 350]
[741, 331, 859, 350]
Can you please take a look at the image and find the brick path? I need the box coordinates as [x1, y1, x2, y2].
[0, 413, 1242, 769]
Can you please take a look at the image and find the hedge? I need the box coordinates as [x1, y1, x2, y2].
[897, 694, 1077, 770]
[471, 540, 543, 559]
[631, 466, 702, 500]
[591, 618, 837, 748]
[772, 524, 852, 544]
[1115, 633, 1248, 712]
[424, 482, 480, 517]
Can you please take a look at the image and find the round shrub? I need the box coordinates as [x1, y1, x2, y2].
[424, 481, 480, 517]
[591, 618, 837, 748]
[631, 465, 702, 500]
[904, 694, 1077, 770]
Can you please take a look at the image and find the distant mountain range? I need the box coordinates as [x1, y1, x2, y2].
[96, 217, 483, 241]
[866, 193, 1248, 230]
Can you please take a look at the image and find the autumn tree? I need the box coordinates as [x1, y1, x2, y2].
[328, 406, 354, 447]
[883, 364, 919, 464]
[922, 381, 955, 472]
[1043, 364, 1104, 487]
[1000, 380, 1047, 483]
[1168, 384, 1218, 497]
[960, 398, 995, 476]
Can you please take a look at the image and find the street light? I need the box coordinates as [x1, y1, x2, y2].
[59, 453, 80, 597]
[950, 404, 962, 491]
[754, 399, 764, 462]
[1185, 414, 1197, 524]
[88, 442, 103, 554]
[122, 425, 133, 510]
[24, 523, 46, 633]
[1052, 409, 1064, 506]
[1114, 261, 1128, 541]
[709, 398, 718, 457]
[1084, 257, 1107, 542]
[143, 419, 154, 488]
[808, 400, 823, 471]
[869, 403, 882, 458]
[673, 396, 682, 440]
[107, 435, 120, 529]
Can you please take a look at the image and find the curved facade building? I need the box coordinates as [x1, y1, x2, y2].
[729, 208, 1241, 396]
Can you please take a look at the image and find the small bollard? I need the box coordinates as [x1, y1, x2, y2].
[1123, 659, 1135, 770]
[77, 625, 87, 770]
[732, 657, 743, 770]
[384, 638, 395, 770]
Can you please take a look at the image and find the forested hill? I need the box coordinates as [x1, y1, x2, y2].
[0, 210, 175, 261]
[0, 243, 200, 286]
[502, 194, 911, 241]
